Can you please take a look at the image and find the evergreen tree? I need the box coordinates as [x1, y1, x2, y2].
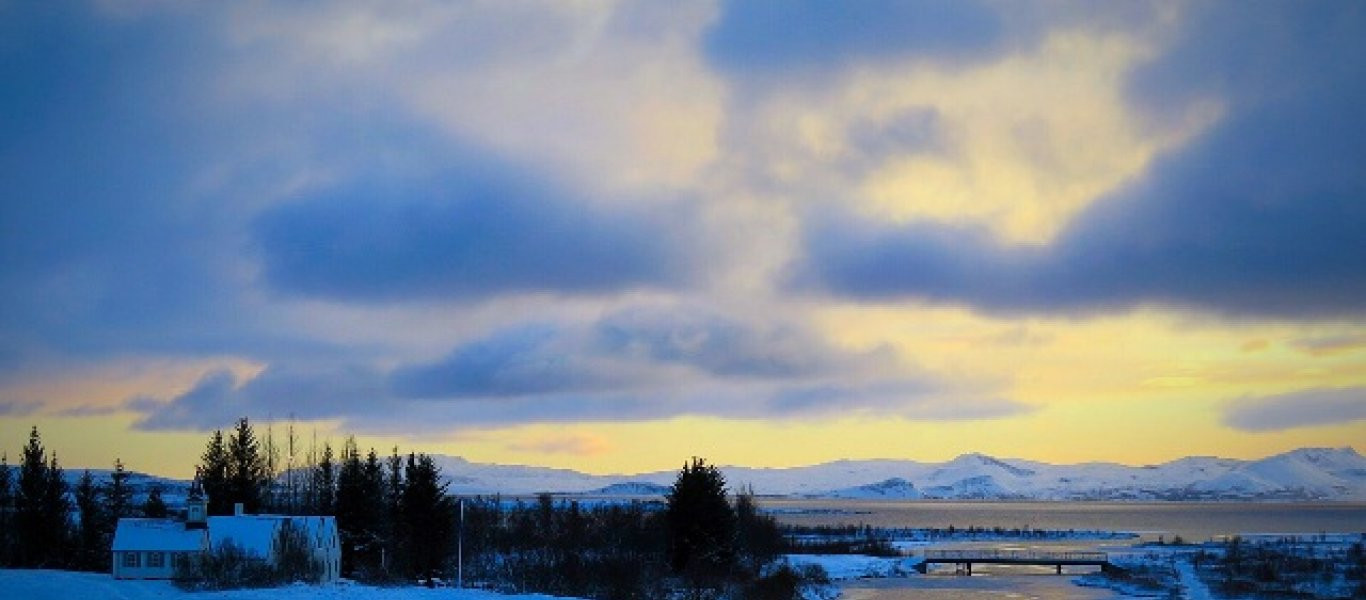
[143, 485, 169, 518]
[201, 429, 231, 515]
[311, 442, 336, 515]
[104, 458, 134, 521]
[384, 447, 404, 576]
[74, 470, 107, 571]
[734, 487, 782, 575]
[0, 452, 12, 566]
[42, 454, 71, 567]
[665, 457, 736, 578]
[400, 453, 454, 583]
[16, 427, 69, 567]
[335, 437, 367, 576]
[227, 417, 266, 514]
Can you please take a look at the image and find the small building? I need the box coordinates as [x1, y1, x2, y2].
[208, 513, 341, 582]
[111, 518, 207, 579]
[112, 472, 341, 582]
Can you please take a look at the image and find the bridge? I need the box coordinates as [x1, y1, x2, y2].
[917, 549, 1118, 575]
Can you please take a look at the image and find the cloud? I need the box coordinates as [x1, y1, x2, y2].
[1289, 334, 1366, 357]
[132, 365, 390, 431]
[704, 0, 1004, 77]
[792, 3, 1366, 319]
[253, 159, 698, 304]
[128, 304, 1026, 431]
[1224, 387, 1366, 432]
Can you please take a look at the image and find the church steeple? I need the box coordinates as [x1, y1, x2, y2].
[186, 466, 208, 529]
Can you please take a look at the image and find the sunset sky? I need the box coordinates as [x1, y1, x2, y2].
[2, 1, 1364, 478]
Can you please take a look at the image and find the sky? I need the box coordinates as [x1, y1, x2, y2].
[2, 1, 1365, 479]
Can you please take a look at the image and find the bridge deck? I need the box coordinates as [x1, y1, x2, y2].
[919, 550, 1114, 575]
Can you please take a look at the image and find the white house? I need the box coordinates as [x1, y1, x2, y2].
[208, 513, 342, 582]
[111, 518, 207, 579]
[112, 476, 341, 582]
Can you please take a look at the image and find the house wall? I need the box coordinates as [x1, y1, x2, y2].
[111, 550, 188, 580]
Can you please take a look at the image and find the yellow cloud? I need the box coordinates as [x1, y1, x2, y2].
[755, 30, 1221, 244]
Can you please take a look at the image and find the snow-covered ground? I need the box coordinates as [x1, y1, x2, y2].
[781, 555, 923, 580]
[0, 570, 576, 600]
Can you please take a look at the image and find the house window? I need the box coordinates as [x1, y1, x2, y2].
[148, 552, 165, 568]
[122, 552, 140, 568]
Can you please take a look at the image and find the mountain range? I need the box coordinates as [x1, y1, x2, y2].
[62, 447, 1366, 502]
[431, 447, 1366, 501]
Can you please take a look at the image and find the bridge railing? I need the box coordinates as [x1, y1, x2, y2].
[924, 549, 1108, 562]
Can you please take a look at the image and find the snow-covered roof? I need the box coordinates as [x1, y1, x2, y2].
[208, 515, 337, 558]
[112, 519, 207, 552]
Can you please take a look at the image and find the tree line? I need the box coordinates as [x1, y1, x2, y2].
[0, 427, 167, 570]
[1, 421, 817, 599]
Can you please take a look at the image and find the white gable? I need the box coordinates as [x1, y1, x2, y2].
[112, 518, 207, 552]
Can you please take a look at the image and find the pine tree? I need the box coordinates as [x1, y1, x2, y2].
[16, 427, 69, 567]
[384, 447, 404, 576]
[42, 454, 71, 567]
[665, 457, 736, 578]
[401, 453, 454, 583]
[201, 429, 231, 515]
[335, 437, 366, 575]
[104, 458, 134, 521]
[312, 442, 336, 515]
[227, 417, 266, 514]
[143, 485, 169, 518]
[0, 452, 13, 566]
[336, 439, 387, 577]
[74, 470, 107, 571]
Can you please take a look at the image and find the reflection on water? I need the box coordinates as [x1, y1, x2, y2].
[842, 573, 1122, 600]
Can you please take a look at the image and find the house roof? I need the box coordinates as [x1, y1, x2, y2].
[208, 515, 337, 558]
[112, 519, 207, 552]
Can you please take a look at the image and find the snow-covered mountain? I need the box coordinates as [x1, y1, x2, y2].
[421, 447, 1366, 500]
[824, 478, 922, 499]
[58, 447, 1366, 501]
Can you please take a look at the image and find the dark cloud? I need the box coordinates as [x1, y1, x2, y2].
[793, 3, 1366, 319]
[132, 365, 389, 431]
[127, 305, 1024, 431]
[704, 0, 1004, 77]
[1224, 387, 1366, 432]
[253, 161, 694, 303]
[389, 325, 621, 399]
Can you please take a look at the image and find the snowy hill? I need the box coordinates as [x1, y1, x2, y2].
[60, 447, 1366, 501]
[824, 478, 922, 499]
[587, 482, 672, 496]
[418, 447, 1366, 501]
[60, 469, 193, 505]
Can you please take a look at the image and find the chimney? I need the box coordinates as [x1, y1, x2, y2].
[234, 502, 245, 516]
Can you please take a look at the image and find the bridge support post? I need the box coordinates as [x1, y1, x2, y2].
[1056, 564, 1062, 575]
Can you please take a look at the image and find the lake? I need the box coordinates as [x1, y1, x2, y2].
[765, 500, 1366, 599]
[765, 499, 1366, 542]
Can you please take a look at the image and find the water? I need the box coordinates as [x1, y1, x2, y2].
[842, 574, 1122, 600]
[766, 500, 1366, 599]
[766, 499, 1366, 541]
